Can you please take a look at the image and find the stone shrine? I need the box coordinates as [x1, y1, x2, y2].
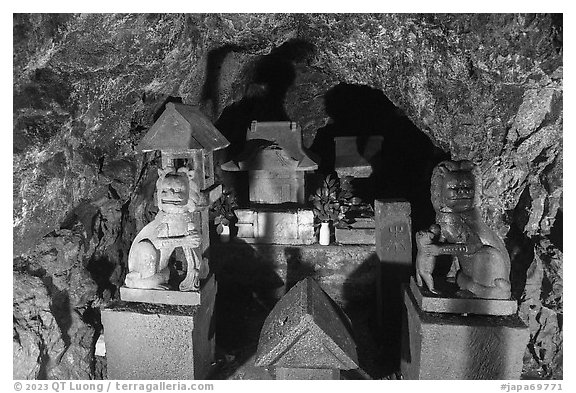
[333, 135, 383, 245]
[334, 135, 383, 179]
[102, 103, 228, 379]
[222, 121, 317, 204]
[255, 277, 358, 379]
[221, 121, 318, 244]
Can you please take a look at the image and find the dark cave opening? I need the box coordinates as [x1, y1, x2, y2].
[309, 82, 449, 231]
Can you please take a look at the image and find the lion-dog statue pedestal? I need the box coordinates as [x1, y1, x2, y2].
[401, 160, 529, 380]
[102, 103, 229, 380]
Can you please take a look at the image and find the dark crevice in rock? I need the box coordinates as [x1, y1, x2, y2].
[548, 209, 562, 252]
[506, 219, 536, 301]
[40, 276, 72, 347]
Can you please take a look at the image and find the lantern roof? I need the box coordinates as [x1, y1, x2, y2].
[138, 103, 229, 154]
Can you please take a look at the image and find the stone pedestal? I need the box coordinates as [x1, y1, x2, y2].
[102, 276, 216, 380]
[401, 283, 529, 380]
[119, 275, 216, 306]
[408, 277, 518, 316]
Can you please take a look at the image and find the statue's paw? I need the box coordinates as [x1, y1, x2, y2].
[456, 289, 475, 298]
[154, 284, 170, 290]
[124, 272, 142, 288]
[494, 278, 511, 290]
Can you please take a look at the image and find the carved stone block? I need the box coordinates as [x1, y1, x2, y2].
[102, 277, 216, 379]
[375, 199, 412, 265]
[248, 170, 305, 204]
[401, 283, 529, 379]
[255, 277, 358, 379]
[235, 208, 314, 245]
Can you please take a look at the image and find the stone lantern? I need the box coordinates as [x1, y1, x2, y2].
[119, 102, 229, 302]
[102, 103, 228, 380]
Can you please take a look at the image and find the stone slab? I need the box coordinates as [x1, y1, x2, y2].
[193, 207, 210, 255]
[120, 275, 216, 306]
[335, 166, 373, 178]
[334, 136, 383, 179]
[198, 183, 222, 206]
[248, 171, 305, 204]
[102, 283, 216, 379]
[335, 227, 375, 244]
[375, 199, 412, 265]
[235, 208, 314, 245]
[349, 217, 376, 229]
[409, 277, 518, 316]
[401, 283, 529, 379]
[275, 367, 340, 380]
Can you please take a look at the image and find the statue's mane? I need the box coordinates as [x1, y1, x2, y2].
[430, 160, 482, 213]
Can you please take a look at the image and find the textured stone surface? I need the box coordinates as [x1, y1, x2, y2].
[13, 230, 99, 380]
[235, 208, 315, 244]
[101, 291, 215, 380]
[375, 200, 412, 265]
[211, 242, 383, 377]
[211, 243, 378, 306]
[401, 284, 529, 379]
[409, 277, 517, 316]
[255, 277, 358, 372]
[13, 13, 562, 378]
[335, 227, 375, 245]
[276, 367, 339, 380]
[120, 274, 216, 306]
[334, 135, 383, 178]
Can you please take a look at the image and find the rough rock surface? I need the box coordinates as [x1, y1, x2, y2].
[13, 14, 562, 379]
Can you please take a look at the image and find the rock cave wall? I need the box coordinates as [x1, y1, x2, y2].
[13, 13, 562, 379]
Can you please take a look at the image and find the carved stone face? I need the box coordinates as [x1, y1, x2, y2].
[159, 173, 189, 207]
[440, 171, 475, 212]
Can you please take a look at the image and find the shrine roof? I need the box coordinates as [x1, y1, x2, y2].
[221, 121, 318, 171]
[254, 277, 358, 370]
